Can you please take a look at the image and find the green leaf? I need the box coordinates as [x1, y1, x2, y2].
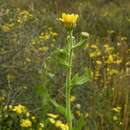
[71, 68, 91, 86]
[50, 99, 66, 118]
[36, 85, 50, 106]
[54, 48, 70, 68]
[72, 39, 87, 49]
[58, 58, 70, 68]
[73, 115, 85, 130]
[55, 48, 67, 59]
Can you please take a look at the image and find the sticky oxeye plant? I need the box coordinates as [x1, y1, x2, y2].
[41, 13, 91, 130]
[50, 13, 91, 130]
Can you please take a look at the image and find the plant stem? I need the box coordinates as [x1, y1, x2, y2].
[66, 30, 73, 130]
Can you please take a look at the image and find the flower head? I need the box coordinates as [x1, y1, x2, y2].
[47, 113, 59, 119]
[20, 119, 32, 128]
[12, 104, 26, 114]
[59, 13, 79, 27]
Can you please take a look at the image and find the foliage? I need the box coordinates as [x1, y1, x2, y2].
[0, 0, 130, 130]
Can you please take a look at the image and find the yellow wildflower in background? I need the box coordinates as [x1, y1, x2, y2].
[31, 116, 36, 121]
[26, 112, 30, 117]
[39, 122, 44, 128]
[70, 95, 76, 102]
[59, 13, 79, 27]
[12, 104, 26, 114]
[96, 60, 102, 65]
[47, 113, 59, 119]
[112, 106, 122, 113]
[75, 110, 81, 117]
[48, 118, 56, 124]
[113, 116, 118, 121]
[55, 120, 69, 130]
[17, 10, 32, 24]
[2, 23, 14, 32]
[20, 119, 32, 128]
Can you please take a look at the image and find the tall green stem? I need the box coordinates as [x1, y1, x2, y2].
[66, 29, 73, 130]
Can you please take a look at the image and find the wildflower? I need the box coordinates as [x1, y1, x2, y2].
[89, 50, 101, 58]
[20, 119, 32, 128]
[75, 110, 81, 117]
[75, 103, 81, 109]
[90, 44, 98, 49]
[106, 55, 114, 64]
[81, 32, 89, 38]
[50, 32, 58, 37]
[96, 60, 102, 65]
[9, 105, 13, 110]
[17, 10, 32, 24]
[26, 58, 31, 62]
[85, 113, 89, 118]
[55, 120, 63, 127]
[113, 116, 118, 121]
[70, 95, 76, 102]
[112, 106, 122, 113]
[39, 33, 50, 40]
[19, 10, 32, 16]
[48, 118, 55, 124]
[0, 96, 5, 102]
[107, 69, 119, 76]
[12, 104, 26, 114]
[38, 128, 42, 130]
[2, 23, 14, 32]
[55, 120, 69, 130]
[38, 47, 48, 53]
[26, 112, 30, 117]
[4, 106, 8, 110]
[119, 122, 123, 125]
[104, 44, 109, 48]
[31, 116, 36, 121]
[47, 113, 59, 119]
[39, 122, 44, 128]
[59, 13, 79, 27]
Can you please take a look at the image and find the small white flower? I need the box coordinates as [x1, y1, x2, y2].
[81, 32, 89, 38]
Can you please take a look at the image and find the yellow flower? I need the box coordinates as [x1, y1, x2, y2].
[50, 31, 58, 37]
[112, 106, 122, 113]
[48, 118, 55, 124]
[70, 95, 76, 102]
[31, 116, 36, 121]
[2, 23, 14, 32]
[0, 96, 5, 102]
[59, 13, 79, 27]
[106, 55, 114, 64]
[55, 120, 69, 130]
[38, 128, 42, 130]
[20, 119, 32, 128]
[55, 120, 63, 127]
[17, 10, 32, 24]
[26, 112, 30, 117]
[12, 104, 26, 114]
[47, 113, 59, 119]
[75, 110, 81, 117]
[9, 105, 13, 110]
[107, 69, 119, 76]
[96, 60, 102, 65]
[19, 10, 32, 16]
[39, 122, 44, 128]
[113, 116, 118, 121]
[90, 44, 98, 49]
[38, 47, 48, 53]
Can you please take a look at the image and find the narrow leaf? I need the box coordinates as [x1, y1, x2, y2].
[71, 68, 91, 86]
[50, 99, 66, 118]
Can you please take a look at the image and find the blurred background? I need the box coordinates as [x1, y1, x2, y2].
[0, 0, 130, 130]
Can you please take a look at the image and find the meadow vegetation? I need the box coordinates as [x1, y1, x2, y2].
[0, 0, 130, 130]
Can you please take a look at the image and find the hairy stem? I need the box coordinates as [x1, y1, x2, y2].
[66, 30, 73, 130]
